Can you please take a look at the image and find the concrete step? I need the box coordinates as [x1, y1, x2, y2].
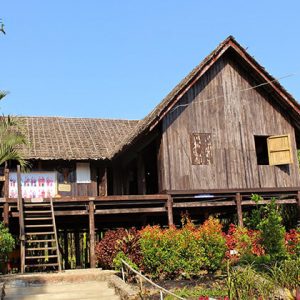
[4, 281, 120, 300]
[5, 281, 108, 294]
[4, 295, 120, 300]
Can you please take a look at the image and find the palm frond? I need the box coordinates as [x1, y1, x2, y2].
[0, 114, 28, 168]
[0, 91, 8, 101]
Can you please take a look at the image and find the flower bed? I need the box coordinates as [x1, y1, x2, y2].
[95, 198, 300, 298]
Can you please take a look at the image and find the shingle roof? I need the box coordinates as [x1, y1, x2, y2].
[17, 116, 139, 160]
[111, 36, 300, 157]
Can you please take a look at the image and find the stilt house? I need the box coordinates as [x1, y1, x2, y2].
[1, 36, 300, 272]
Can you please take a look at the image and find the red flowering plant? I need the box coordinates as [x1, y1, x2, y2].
[95, 227, 142, 269]
[224, 224, 264, 262]
[285, 229, 300, 257]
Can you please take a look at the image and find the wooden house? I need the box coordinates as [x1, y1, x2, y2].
[1, 36, 300, 272]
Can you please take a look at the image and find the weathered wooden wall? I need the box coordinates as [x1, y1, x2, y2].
[160, 54, 300, 191]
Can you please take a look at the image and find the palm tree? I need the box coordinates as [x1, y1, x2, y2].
[0, 93, 28, 169]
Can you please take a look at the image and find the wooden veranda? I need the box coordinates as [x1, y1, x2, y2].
[0, 167, 299, 271]
[1, 184, 300, 271]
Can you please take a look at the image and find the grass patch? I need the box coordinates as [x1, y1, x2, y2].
[164, 283, 227, 299]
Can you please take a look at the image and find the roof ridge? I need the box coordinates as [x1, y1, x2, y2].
[16, 115, 139, 122]
[109, 35, 300, 159]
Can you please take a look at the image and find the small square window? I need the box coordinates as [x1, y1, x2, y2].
[76, 162, 91, 183]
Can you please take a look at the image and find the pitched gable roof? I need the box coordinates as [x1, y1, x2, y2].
[17, 116, 139, 160]
[111, 36, 300, 158]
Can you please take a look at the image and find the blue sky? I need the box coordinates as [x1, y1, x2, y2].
[1, 1, 299, 120]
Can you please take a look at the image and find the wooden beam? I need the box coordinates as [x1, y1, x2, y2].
[4, 168, 9, 198]
[166, 195, 174, 226]
[98, 167, 108, 196]
[173, 201, 236, 208]
[167, 187, 300, 195]
[2, 194, 170, 203]
[55, 211, 88, 216]
[95, 207, 166, 215]
[3, 169, 9, 227]
[8, 198, 297, 219]
[17, 165, 25, 274]
[236, 193, 243, 227]
[89, 201, 96, 268]
[3, 202, 9, 227]
[242, 199, 297, 205]
[173, 199, 297, 208]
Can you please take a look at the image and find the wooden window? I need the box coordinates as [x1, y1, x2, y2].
[190, 133, 212, 165]
[76, 162, 91, 183]
[254, 136, 269, 165]
[267, 134, 293, 166]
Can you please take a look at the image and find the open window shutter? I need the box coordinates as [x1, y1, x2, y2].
[267, 134, 293, 166]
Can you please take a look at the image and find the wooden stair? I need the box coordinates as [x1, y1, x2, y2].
[20, 199, 61, 272]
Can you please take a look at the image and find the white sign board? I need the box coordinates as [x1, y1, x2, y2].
[9, 172, 57, 198]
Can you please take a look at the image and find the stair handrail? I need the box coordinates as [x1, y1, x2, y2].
[50, 197, 62, 271]
[120, 259, 186, 300]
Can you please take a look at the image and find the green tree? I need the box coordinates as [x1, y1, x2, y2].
[0, 94, 28, 168]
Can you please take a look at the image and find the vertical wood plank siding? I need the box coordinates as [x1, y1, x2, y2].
[161, 55, 300, 191]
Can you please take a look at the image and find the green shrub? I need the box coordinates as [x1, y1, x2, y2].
[244, 194, 264, 230]
[140, 224, 206, 279]
[197, 217, 227, 272]
[0, 222, 15, 261]
[112, 251, 139, 271]
[139, 217, 226, 279]
[258, 198, 287, 260]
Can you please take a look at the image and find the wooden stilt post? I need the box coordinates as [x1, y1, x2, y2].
[167, 195, 174, 227]
[236, 192, 243, 227]
[3, 203, 9, 227]
[3, 169, 9, 227]
[17, 165, 25, 273]
[89, 201, 96, 268]
[75, 230, 81, 268]
[63, 229, 70, 269]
